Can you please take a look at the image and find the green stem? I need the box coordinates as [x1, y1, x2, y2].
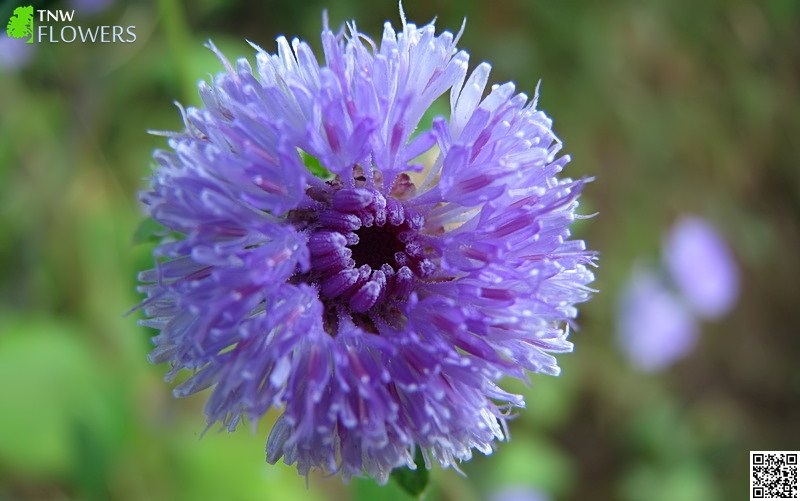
[157, 0, 195, 101]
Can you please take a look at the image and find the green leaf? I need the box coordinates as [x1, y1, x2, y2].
[414, 95, 449, 138]
[390, 448, 429, 499]
[0, 318, 105, 476]
[132, 217, 168, 245]
[132, 218, 183, 245]
[300, 149, 333, 180]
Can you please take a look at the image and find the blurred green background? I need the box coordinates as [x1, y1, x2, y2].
[1, 0, 799, 499]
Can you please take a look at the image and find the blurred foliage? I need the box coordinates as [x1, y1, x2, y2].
[1, 0, 799, 499]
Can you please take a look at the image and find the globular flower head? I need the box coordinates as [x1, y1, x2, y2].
[136, 12, 596, 483]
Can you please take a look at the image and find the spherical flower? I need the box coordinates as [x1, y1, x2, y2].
[136, 12, 596, 483]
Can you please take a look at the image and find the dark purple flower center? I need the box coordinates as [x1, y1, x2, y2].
[349, 224, 407, 271]
[292, 183, 434, 334]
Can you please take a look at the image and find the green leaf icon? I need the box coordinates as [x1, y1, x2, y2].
[6, 5, 34, 44]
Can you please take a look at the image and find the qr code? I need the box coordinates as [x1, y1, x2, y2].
[751, 451, 799, 500]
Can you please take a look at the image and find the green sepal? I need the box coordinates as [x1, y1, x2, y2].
[390, 448, 429, 499]
[300, 150, 333, 180]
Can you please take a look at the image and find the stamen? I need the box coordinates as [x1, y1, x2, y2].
[304, 179, 429, 332]
[332, 188, 374, 211]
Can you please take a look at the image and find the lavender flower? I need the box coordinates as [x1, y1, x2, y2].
[664, 216, 739, 319]
[490, 486, 551, 501]
[617, 269, 698, 372]
[617, 217, 739, 372]
[136, 12, 595, 483]
[0, 33, 34, 71]
[68, 0, 113, 15]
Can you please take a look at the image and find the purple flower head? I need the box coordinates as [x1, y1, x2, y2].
[617, 269, 698, 372]
[136, 12, 596, 483]
[664, 216, 739, 319]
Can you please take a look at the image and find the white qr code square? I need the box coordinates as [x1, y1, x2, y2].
[751, 451, 799, 500]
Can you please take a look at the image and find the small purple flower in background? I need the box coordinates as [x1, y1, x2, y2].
[617, 269, 698, 372]
[0, 34, 35, 72]
[490, 485, 551, 501]
[67, 0, 113, 15]
[135, 12, 596, 483]
[664, 216, 739, 319]
[618, 216, 738, 371]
